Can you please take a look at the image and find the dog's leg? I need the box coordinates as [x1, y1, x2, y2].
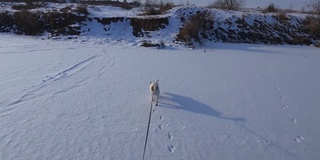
[156, 95, 159, 106]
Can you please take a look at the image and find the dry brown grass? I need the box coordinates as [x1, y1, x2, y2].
[303, 16, 320, 36]
[276, 12, 289, 22]
[159, 2, 174, 13]
[142, 3, 174, 16]
[176, 11, 214, 46]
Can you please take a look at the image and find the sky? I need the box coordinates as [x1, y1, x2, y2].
[171, 0, 310, 10]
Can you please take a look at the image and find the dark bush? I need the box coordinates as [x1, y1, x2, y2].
[209, 0, 245, 10]
[13, 11, 45, 35]
[0, 11, 14, 32]
[264, 3, 278, 12]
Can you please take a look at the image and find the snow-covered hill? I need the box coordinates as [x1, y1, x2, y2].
[0, 3, 319, 47]
[1, 32, 320, 160]
[1, 3, 320, 159]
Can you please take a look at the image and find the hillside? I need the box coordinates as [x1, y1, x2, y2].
[0, 2, 319, 47]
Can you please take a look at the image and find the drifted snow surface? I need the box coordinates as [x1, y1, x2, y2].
[0, 34, 320, 160]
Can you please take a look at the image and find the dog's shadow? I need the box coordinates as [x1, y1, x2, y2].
[159, 92, 245, 122]
[158, 92, 303, 159]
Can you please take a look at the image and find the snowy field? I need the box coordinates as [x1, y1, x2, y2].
[0, 34, 320, 160]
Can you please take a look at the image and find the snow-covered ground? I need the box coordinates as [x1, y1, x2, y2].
[1, 34, 320, 160]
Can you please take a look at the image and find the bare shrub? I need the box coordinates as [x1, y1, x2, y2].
[142, 2, 174, 15]
[159, 2, 174, 13]
[210, 0, 245, 10]
[276, 11, 289, 21]
[176, 11, 214, 46]
[303, 16, 320, 36]
[307, 0, 320, 15]
[264, 3, 278, 12]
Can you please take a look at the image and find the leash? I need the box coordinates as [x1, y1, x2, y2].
[142, 99, 153, 160]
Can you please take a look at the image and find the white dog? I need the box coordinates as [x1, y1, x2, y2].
[150, 80, 160, 106]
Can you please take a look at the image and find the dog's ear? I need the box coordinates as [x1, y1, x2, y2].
[156, 79, 159, 83]
[150, 82, 152, 84]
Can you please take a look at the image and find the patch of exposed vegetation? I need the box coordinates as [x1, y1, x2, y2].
[141, 40, 165, 48]
[208, 0, 245, 10]
[141, 2, 174, 15]
[130, 17, 169, 37]
[263, 3, 278, 12]
[0, 9, 86, 36]
[176, 11, 214, 46]
[303, 16, 320, 37]
[95, 17, 125, 25]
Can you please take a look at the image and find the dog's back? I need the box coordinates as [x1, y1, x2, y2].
[150, 80, 159, 95]
[150, 80, 160, 105]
